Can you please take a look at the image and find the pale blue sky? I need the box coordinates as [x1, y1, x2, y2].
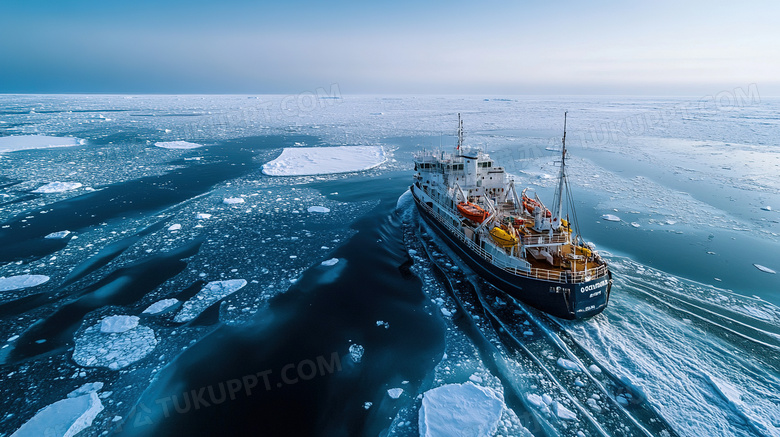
[1, 0, 777, 94]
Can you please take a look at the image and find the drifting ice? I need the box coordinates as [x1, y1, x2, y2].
[0, 135, 82, 153]
[262, 146, 386, 176]
[33, 182, 83, 193]
[142, 298, 179, 314]
[73, 318, 158, 370]
[174, 279, 247, 322]
[601, 214, 620, 222]
[11, 391, 103, 437]
[154, 141, 203, 149]
[419, 382, 505, 437]
[308, 206, 330, 213]
[0, 275, 50, 292]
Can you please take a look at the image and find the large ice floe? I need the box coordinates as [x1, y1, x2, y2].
[0, 275, 50, 292]
[418, 382, 505, 437]
[73, 316, 158, 370]
[11, 384, 104, 437]
[0, 135, 83, 153]
[262, 146, 385, 176]
[154, 141, 203, 149]
[174, 279, 247, 322]
[32, 182, 83, 193]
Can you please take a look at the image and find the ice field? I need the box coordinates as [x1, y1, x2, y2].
[0, 93, 778, 436]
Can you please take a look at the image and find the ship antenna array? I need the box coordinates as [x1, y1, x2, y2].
[551, 112, 568, 232]
[456, 113, 464, 153]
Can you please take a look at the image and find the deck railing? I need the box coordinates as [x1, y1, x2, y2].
[418, 197, 608, 284]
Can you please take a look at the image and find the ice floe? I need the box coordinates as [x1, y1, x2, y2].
[321, 258, 339, 266]
[262, 145, 386, 176]
[44, 230, 71, 239]
[556, 357, 581, 372]
[419, 382, 505, 437]
[601, 214, 621, 222]
[223, 197, 245, 205]
[142, 298, 179, 314]
[196, 213, 212, 219]
[387, 388, 404, 399]
[753, 264, 776, 274]
[0, 275, 50, 292]
[174, 279, 247, 323]
[167, 224, 182, 231]
[99, 315, 139, 333]
[0, 135, 83, 153]
[33, 182, 83, 193]
[349, 343, 364, 363]
[154, 141, 203, 149]
[73, 317, 158, 370]
[307, 206, 330, 213]
[11, 389, 103, 437]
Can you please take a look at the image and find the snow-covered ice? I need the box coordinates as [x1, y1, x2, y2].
[0, 275, 50, 292]
[308, 206, 330, 213]
[142, 298, 179, 314]
[556, 357, 581, 372]
[601, 214, 621, 222]
[99, 315, 139, 333]
[154, 141, 203, 149]
[223, 197, 245, 205]
[262, 146, 386, 176]
[195, 213, 212, 219]
[321, 258, 339, 266]
[73, 319, 158, 370]
[349, 343, 364, 363]
[419, 382, 505, 437]
[167, 223, 182, 231]
[753, 264, 776, 274]
[174, 279, 247, 322]
[44, 230, 71, 239]
[11, 391, 102, 437]
[0, 135, 83, 153]
[387, 388, 404, 399]
[33, 182, 83, 193]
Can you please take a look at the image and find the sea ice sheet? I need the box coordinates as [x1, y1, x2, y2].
[262, 146, 385, 176]
[174, 279, 247, 322]
[11, 391, 102, 437]
[0, 275, 50, 292]
[0, 135, 83, 153]
[418, 382, 505, 437]
[73, 318, 158, 370]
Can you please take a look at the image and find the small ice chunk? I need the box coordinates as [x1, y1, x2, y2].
[0, 275, 50, 292]
[174, 279, 247, 322]
[556, 358, 580, 372]
[469, 374, 483, 383]
[588, 364, 602, 374]
[349, 344, 364, 363]
[11, 392, 103, 437]
[753, 264, 776, 274]
[196, 213, 212, 219]
[761, 205, 772, 211]
[142, 298, 179, 314]
[363, 402, 372, 410]
[554, 402, 578, 421]
[167, 224, 182, 231]
[419, 382, 505, 437]
[154, 141, 203, 149]
[526, 393, 547, 410]
[321, 258, 339, 266]
[44, 230, 71, 239]
[99, 316, 139, 333]
[308, 206, 330, 213]
[33, 182, 83, 193]
[387, 388, 404, 399]
[601, 214, 620, 222]
[223, 197, 245, 205]
[630, 222, 640, 228]
[440, 307, 452, 317]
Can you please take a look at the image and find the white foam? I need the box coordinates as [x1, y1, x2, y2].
[0, 275, 50, 292]
[154, 141, 203, 149]
[174, 279, 247, 322]
[0, 135, 82, 153]
[262, 146, 385, 176]
[33, 182, 83, 193]
[142, 298, 179, 314]
[99, 315, 139, 333]
[419, 382, 505, 437]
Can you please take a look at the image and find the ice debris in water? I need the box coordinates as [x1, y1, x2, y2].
[321, 258, 339, 266]
[73, 318, 158, 370]
[349, 344, 364, 363]
[44, 230, 71, 239]
[167, 224, 182, 231]
[174, 279, 247, 322]
[363, 402, 372, 410]
[11, 386, 103, 437]
[99, 315, 139, 333]
[387, 388, 404, 399]
[419, 382, 505, 437]
[33, 182, 83, 193]
[262, 145, 385, 176]
[601, 214, 620, 222]
[142, 298, 179, 314]
[223, 197, 245, 205]
[557, 357, 581, 372]
[761, 205, 772, 211]
[588, 364, 602, 374]
[154, 141, 203, 149]
[196, 213, 212, 219]
[308, 206, 330, 213]
[753, 264, 776, 274]
[0, 275, 50, 292]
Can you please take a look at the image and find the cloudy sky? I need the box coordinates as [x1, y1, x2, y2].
[1, 0, 777, 95]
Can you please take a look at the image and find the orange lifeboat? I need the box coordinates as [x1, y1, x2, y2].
[522, 196, 551, 218]
[457, 202, 489, 223]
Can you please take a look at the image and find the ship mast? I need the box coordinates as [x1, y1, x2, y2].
[551, 112, 567, 232]
[456, 113, 463, 154]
